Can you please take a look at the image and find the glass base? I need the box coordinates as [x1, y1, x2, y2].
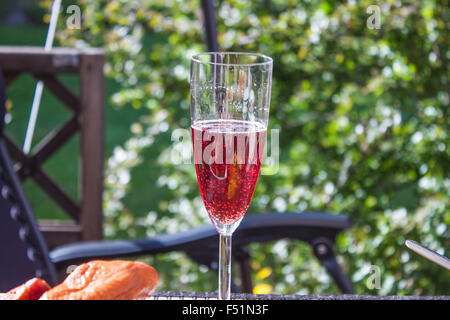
[210, 216, 244, 236]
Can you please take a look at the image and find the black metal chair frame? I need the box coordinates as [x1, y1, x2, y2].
[0, 1, 354, 294]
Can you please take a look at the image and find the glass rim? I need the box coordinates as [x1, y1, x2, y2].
[191, 52, 273, 67]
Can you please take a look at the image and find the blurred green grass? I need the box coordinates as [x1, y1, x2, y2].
[0, 25, 144, 220]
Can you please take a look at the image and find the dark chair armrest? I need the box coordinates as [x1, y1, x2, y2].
[49, 224, 217, 264]
[49, 212, 351, 265]
[184, 212, 350, 268]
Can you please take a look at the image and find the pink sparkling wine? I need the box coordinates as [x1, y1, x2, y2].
[192, 120, 266, 226]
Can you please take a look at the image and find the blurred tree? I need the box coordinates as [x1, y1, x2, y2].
[54, 0, 449, 295]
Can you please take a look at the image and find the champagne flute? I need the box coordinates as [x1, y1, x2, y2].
[190, 52, 273, 299]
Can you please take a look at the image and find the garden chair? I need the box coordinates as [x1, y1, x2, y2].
[0, 67, 354, 294]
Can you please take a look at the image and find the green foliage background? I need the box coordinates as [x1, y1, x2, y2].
[55, 0, 449, 295]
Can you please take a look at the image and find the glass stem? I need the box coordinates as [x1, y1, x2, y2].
[218, 234, 232, 300]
